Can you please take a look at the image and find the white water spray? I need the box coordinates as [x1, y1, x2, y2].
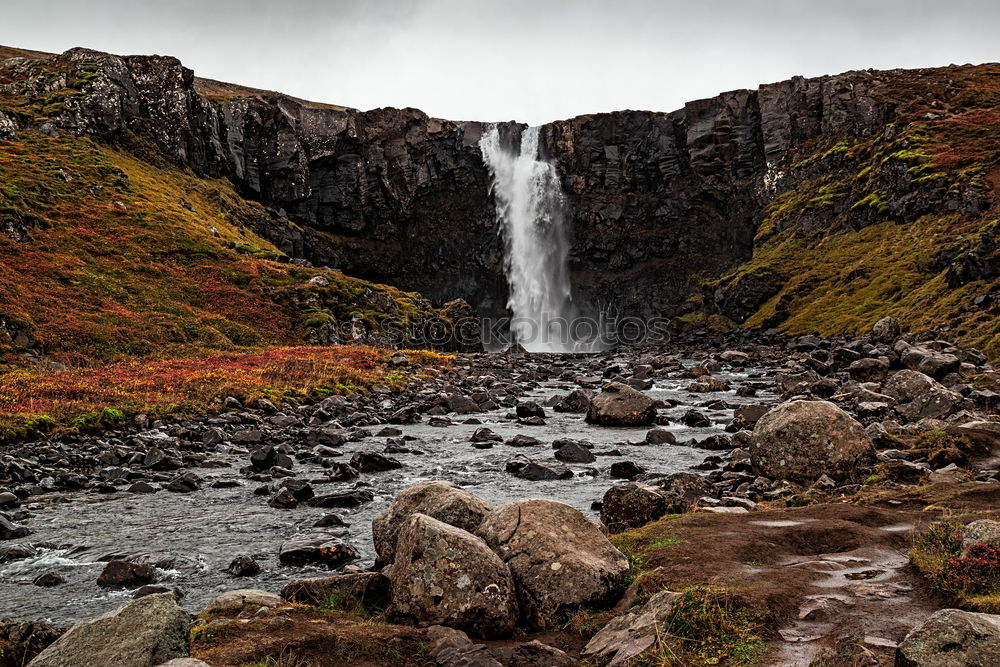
[480, 125, 595, 352]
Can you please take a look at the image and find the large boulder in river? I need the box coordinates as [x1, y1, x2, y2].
[749, 400, 874, 484]
[387, 514, 517, 639]
[585, 382, 656, 426]
[28, 593, 188, 667]
[883, 370, 963, 419]
[476, 499, 629, 628]
[896, 608, 1000, 666]
[372, 481, 493, 564]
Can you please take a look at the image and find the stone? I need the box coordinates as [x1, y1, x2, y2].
[201, 589, 282, 614]
[553, 388, 593, 413]
[506, 434, 541, 447]
[644, 428, 676, 445]
[349, 450, 402, 473]
[586, 382, 657, 426]
[0, 515, 30, 540]
[961, 520, 1000, 556]
[583, 590, 682, 666]
[278, 533, 358, 568]
[157, 660, 211, 667]
[883, 370, 963, 420]
[28, 593, 188, 667]
[610, 461, 647, 479]
[554, 440, 596, 463]
[516, 401, 545, 418]
[281, 572, 388, 607]
[896, 608, 1000, 666]
[446, 395, 479, 414]
[308, 489, 374, 508]
[163, 472, 200, 493]
[492, 640, 576, 666]
[387, 514, 517, 638]
[470, 428, 503, 443]
[848, 357, 890, 382]
[224, 554, 261, 577]
[33, 572, 65, 587]
[97, 560, 158, 589]
[600, 483, 672, 532]
[476, 499, 629, 628]
[424, 625, 501, 667]
[750, 400, 875, 484]
[681, 409, 712, 427]
[505, 456, 574, 481]
[870, 316, 901, 343]
[372, 481, 493, 564]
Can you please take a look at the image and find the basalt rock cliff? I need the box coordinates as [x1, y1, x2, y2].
[1, 46, 999, 352]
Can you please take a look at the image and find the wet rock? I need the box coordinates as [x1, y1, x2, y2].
[446, 395, 479, 414]
[97, 560, 158, 589]
[308, 489, 374, 508]
[0, 543, 36, 563]
[127, 481, 157, 494]
[610, 461, 647, 479]
[372, 480, 493, 564]
[28, 593, 188, 667]
[583, 590, 682, 666]
[505, 456, 574, 481]
[470, 428, 503, 443]
[896, 608, 1000, 666]
[681, 409, 712, 427]
[281, 572, 388, 607]
[349, 450, 402, 473]
[554, 441, 596, 463]
[644, 428, 676, 445]
[0, 515, 30, 539]
[695, 433, 734, 450]
[506, 434, 541, 447]
[0, 618, 63, 666]
[689, 375, 729, 392]
[387, 514, 517, 638]
[586, 382, 657, 426]
[961, 519, 1000, 556]
[750, 400, 875, 484]
[268, 488, 298, 509]
[278, 533, 359, 568]
[249, 445, 292, 472]
[553, 388, 593, 413]
[476, 499, 629, 628]
[132, 585, 176, 599]
[516, 401, 545, 419]
[33, 572, 65, 587]
[163, 471, 200, 493]
[313, 513, 350, 528]
[224, 554, 261, 577]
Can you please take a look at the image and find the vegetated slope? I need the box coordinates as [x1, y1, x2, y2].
[708, 65, 1000, 354]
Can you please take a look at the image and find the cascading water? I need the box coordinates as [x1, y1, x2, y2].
[480, 125, 597, 352]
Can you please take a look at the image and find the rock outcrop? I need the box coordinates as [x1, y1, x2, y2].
[896, 608, 1000, 666]
[475, 499, 629, 628]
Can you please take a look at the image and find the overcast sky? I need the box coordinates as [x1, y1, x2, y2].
[2, 0, 998, 125]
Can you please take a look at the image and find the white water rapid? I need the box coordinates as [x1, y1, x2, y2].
[480, 125, 596, 352]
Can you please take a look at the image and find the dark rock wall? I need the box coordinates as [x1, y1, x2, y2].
[10, 48, 897, 319]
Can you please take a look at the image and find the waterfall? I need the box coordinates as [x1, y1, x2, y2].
[480, 125, 588, 352]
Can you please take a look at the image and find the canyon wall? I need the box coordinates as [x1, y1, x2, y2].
[0, 48, 897, 319]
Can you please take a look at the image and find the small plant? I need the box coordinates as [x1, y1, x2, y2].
[640, 586, 763, 666]
[911, 519, 1000, 611]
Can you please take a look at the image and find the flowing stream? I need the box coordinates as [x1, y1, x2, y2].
[480, 126, 594, 352]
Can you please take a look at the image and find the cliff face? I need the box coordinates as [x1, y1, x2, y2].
[2, 47, 997, 349]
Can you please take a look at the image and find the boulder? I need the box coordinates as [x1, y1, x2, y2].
[424, 625, 501, 667]
[896, 608, 1000, 666]
[554, 441, 596, 463]
[600, 483, 672, 533]
[349, 450, 402, 473]
[644, 428, 676, 445]
[750, 400, 874, 484]
[492, 640, 576, 666]
[97, 560, 157, 589]
[586, 382, 656, 426]
[224, 554, 261, 577]
[28, 593, 188, 667]
[847, 357, 890, 383]
[505, 456, 574, 481]
[583, 590, 682, 666]
[0, 515, 30, 540]
[869, 316, 901, 343]
[387, 514, 517, 639]
[201, 589, 282, 614]
[278, 533, 358, 568]
[281, 572, 388, 607]
[372, 481, 493, 564]
[476, 499, 629, 628]
[883, 370, 963, 420]
[553, 388, 592, 413]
